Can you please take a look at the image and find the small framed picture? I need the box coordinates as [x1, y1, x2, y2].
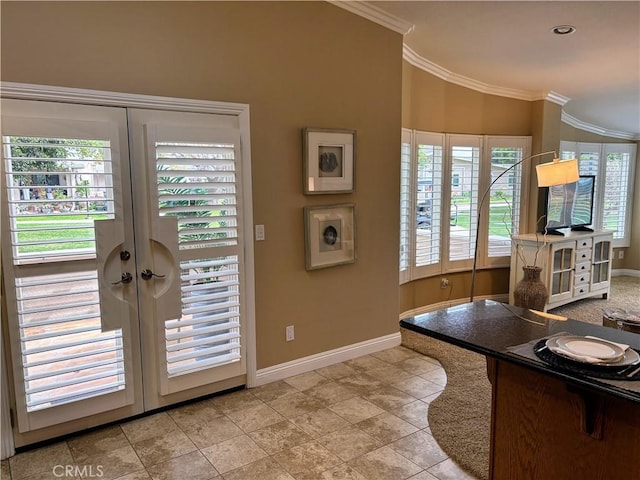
[304, 204, 356, 270]
[303, 128, 356, 194]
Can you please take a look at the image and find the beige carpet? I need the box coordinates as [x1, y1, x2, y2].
[400, 275, 639, 480]
[548, 275, 640, 325]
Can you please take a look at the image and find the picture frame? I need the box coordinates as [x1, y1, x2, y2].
[304, 204, 356, 270]
[303, 128, 356, 194]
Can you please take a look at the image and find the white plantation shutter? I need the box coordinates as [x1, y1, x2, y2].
[14, 271, 125, 412]
[484, 137, 530, 263]
[3, 137, 115, 262]
[446, 135, 482, 268]
[399, 129, 411, 283]
[1, 100, 134, 432]
[153, 135, 244, 379]
[2, 135, 125, 412]
[414, 132, 444, 277]
[563, 141, 636, 247]
[602, 144, 635, 245]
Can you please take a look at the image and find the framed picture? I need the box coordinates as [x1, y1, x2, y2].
[303, 128, 356, 194]
[304, 204, 356, 270]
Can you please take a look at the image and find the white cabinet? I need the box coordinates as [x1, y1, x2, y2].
[509, 230, 613, 311]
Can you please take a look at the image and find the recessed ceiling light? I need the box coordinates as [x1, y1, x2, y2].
[552, 25, 576, 35]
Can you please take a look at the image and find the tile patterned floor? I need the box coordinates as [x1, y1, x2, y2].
[2, 346, 478, 480]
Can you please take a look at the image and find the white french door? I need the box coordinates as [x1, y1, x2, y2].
[1, 92, 254, 447]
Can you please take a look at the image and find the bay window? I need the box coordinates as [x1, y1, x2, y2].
[400, 131, 531, 283]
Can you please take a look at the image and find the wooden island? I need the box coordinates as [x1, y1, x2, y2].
[400, 300, 640, 480]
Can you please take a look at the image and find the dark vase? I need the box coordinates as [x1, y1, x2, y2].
[513, 265, 548, 311]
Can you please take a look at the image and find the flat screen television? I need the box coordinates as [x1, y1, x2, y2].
[543, 175, 595, 236]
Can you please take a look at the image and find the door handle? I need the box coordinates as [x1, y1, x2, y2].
[112, 272, 133, 285]
[141, 269, 166, 281]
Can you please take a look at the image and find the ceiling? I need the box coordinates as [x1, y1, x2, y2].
[348, 1, 640, 140]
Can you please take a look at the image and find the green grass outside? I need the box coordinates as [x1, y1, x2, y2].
[453, 204, 514, 236]
[14, 214, 108, 253]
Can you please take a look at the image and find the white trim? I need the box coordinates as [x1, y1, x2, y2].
[399, 294, 509, 320]
[403, 45, 558, 103]
[612, 269, 640, 278]
[0, 82, 248, 116]
[562, 111, 638, 141]
[252, 333, 401, 387]
[329, 1, 414, 35]
[402, 46, 638, 141]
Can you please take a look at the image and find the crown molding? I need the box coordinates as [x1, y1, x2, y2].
[403, 45, 638, 140]
[328, 1, 414, 35]
[403, 45, 540, 101]
[561, 111, 638, 141]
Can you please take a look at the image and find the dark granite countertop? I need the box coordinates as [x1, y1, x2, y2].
[400, 299, 640, 404]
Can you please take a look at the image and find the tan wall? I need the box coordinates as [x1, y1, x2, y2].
[400, 62, 533, 312]
[560, 124, 640, 271]
[402, 62, 532, 135]
[0, 1, 403, 369]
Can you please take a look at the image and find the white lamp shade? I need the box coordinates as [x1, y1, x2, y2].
[535, 158, 580, 187]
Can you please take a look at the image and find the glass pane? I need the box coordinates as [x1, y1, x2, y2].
[156, 141, 238, 250]
[415, 143, 442, 267]
[552, 273, 561, 295]
[16, 272, 124, 411]
[562, 248, 572, 269]
[487, 147, 523, 257]
[561, 272, 570, 293]
[449, 145, 479, 262]
[155, 140, 242, 377]
[553, 249, 563, 270]
[3, 136, 115, 262]
[165, 256, 241, 376]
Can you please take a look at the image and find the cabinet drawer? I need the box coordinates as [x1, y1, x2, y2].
[575, 249, 591, 263]
[574, 284, 590, 296]
[574, 272, 590, 286]
[574, 261, 591, 274]
[576, 238, 593, 250]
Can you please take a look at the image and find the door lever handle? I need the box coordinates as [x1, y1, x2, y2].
[141, 269, 166, 281]
[112, 272, 133, 285]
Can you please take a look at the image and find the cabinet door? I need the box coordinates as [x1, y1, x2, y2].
[548, 242, 574, 304]
[591, 235, 612, 289]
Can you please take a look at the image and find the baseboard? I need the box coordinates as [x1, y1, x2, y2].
[399, 294, 509, 320]
[612, 269, 640, 278]
[251, 332, 401, 387]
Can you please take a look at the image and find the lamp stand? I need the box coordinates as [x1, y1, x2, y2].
[469, 151, 559, 302]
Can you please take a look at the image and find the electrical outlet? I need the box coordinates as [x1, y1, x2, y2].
[440, 278, 449, 288]
[255, 224, 265, 241]
[619, 250, 624, 259]
[286, 325, 294, 342]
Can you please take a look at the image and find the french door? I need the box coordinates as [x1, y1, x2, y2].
[1, 93, 254, 447]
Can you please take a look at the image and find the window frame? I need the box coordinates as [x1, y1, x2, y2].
[560, 140, 636, 247]
[400, 130, 531, 283]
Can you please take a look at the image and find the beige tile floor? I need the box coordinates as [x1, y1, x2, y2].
[2, 346, 478, 480]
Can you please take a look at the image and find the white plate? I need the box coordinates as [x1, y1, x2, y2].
[546, 336, 640, 366]
[556, 336, 624, 360]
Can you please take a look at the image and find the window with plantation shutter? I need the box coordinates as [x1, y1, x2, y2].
[399, 131, 530, 283]
[1, 101, 134, 432]
[399, 129, 411, 284]
[561, 141, 636, 247]
[4, 136, 115, 262]
[154, 139, 242, 377]
[414, 132, 444, 275]
[446, 136, 481, 268]
[602, 144, 635, 244]
[484, 137, 530, 262]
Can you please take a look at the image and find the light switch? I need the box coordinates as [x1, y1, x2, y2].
[255, 224, 265, 241]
